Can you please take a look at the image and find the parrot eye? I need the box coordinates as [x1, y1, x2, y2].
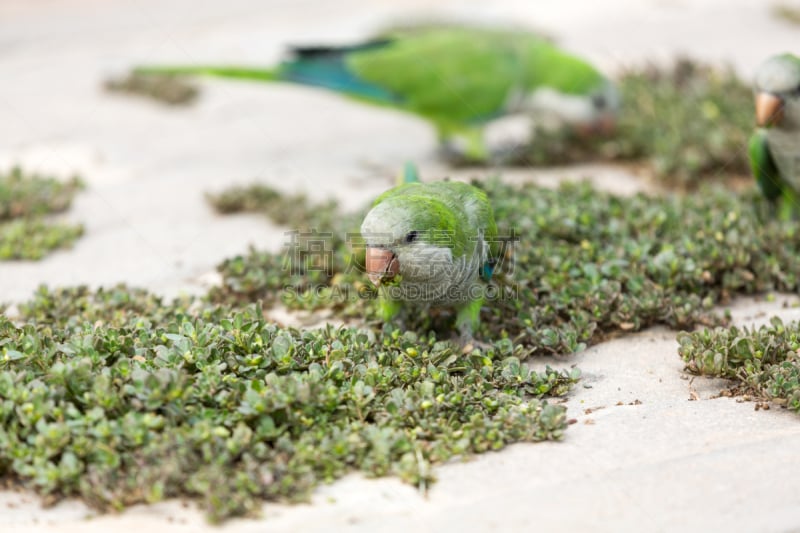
[404, 231, 419, 243]
[592, 94, 607, 109]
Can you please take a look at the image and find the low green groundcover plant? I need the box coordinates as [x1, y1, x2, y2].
[772, 3, 800, 25]
[104, 72, 199, 106]
[528, 59, 754, 188]
[678, 317, 800, 412]
[0, 167, 84, 260]
[210, 178, 800, 356]
[1, 286, 575, 522]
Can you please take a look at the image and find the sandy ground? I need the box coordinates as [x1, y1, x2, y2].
[2, 0, 800, 531]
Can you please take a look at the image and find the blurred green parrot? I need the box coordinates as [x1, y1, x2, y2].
[138, 26, 619, 162]
[748, 53, 800, 219]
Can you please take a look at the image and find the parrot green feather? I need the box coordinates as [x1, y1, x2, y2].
[346, 27, 604, 124]
[401, 161, 421, 184]
[136, 65, 280, 82]
[749, 129, 783, 201]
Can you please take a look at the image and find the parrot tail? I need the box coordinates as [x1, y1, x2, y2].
[134, 65, 281, 82]
[279, 42, 400, 102]
[135, 39, 401, 103]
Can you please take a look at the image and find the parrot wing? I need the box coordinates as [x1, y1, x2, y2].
[348, 27, 605, 125]
[345, 28, 532, 125]
[749, 129, 783, 201]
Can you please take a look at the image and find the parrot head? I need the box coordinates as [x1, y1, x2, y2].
[753, 53, 800, 129]
[360, 195, 464, 288]
[579, 81, 621, 136]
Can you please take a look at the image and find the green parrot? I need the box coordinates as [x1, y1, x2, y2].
[138, 26, 619, 162]
[748, 53, 800, 219]
[360, 173, 498, 345]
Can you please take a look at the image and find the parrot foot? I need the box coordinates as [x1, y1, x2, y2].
[437, 143, 489, 167]
[457, 332, 492, 354]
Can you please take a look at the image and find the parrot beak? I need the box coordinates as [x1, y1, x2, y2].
[595, 114, 617, 135]
[366, 247, 399, 286]
[755, 92, 784, 128]
[576, 114, 616, 137]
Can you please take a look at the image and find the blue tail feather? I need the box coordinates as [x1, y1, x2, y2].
[279, 42, 400, 104]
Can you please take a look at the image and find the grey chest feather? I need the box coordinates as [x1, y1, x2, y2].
[767, 128, 800, 191]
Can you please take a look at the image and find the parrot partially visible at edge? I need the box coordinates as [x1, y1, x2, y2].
[137, 26, 619, 162]
[359, 167, 498, 346]
[748, 53, 800, 219]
